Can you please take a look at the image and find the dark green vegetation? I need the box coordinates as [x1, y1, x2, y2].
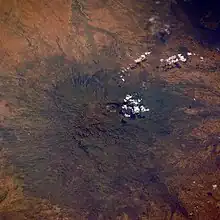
[1, 54, 208, 218]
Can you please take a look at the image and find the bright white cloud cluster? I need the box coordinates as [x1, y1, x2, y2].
[118, 51, 152, 82]
[117, 48, 204, 82]
[134, 52, 152, 64]
[121, 94, 150, 118]
[161, 53, 187, 65]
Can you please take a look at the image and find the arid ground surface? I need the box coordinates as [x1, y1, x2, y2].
[0, 0, 220, 219]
